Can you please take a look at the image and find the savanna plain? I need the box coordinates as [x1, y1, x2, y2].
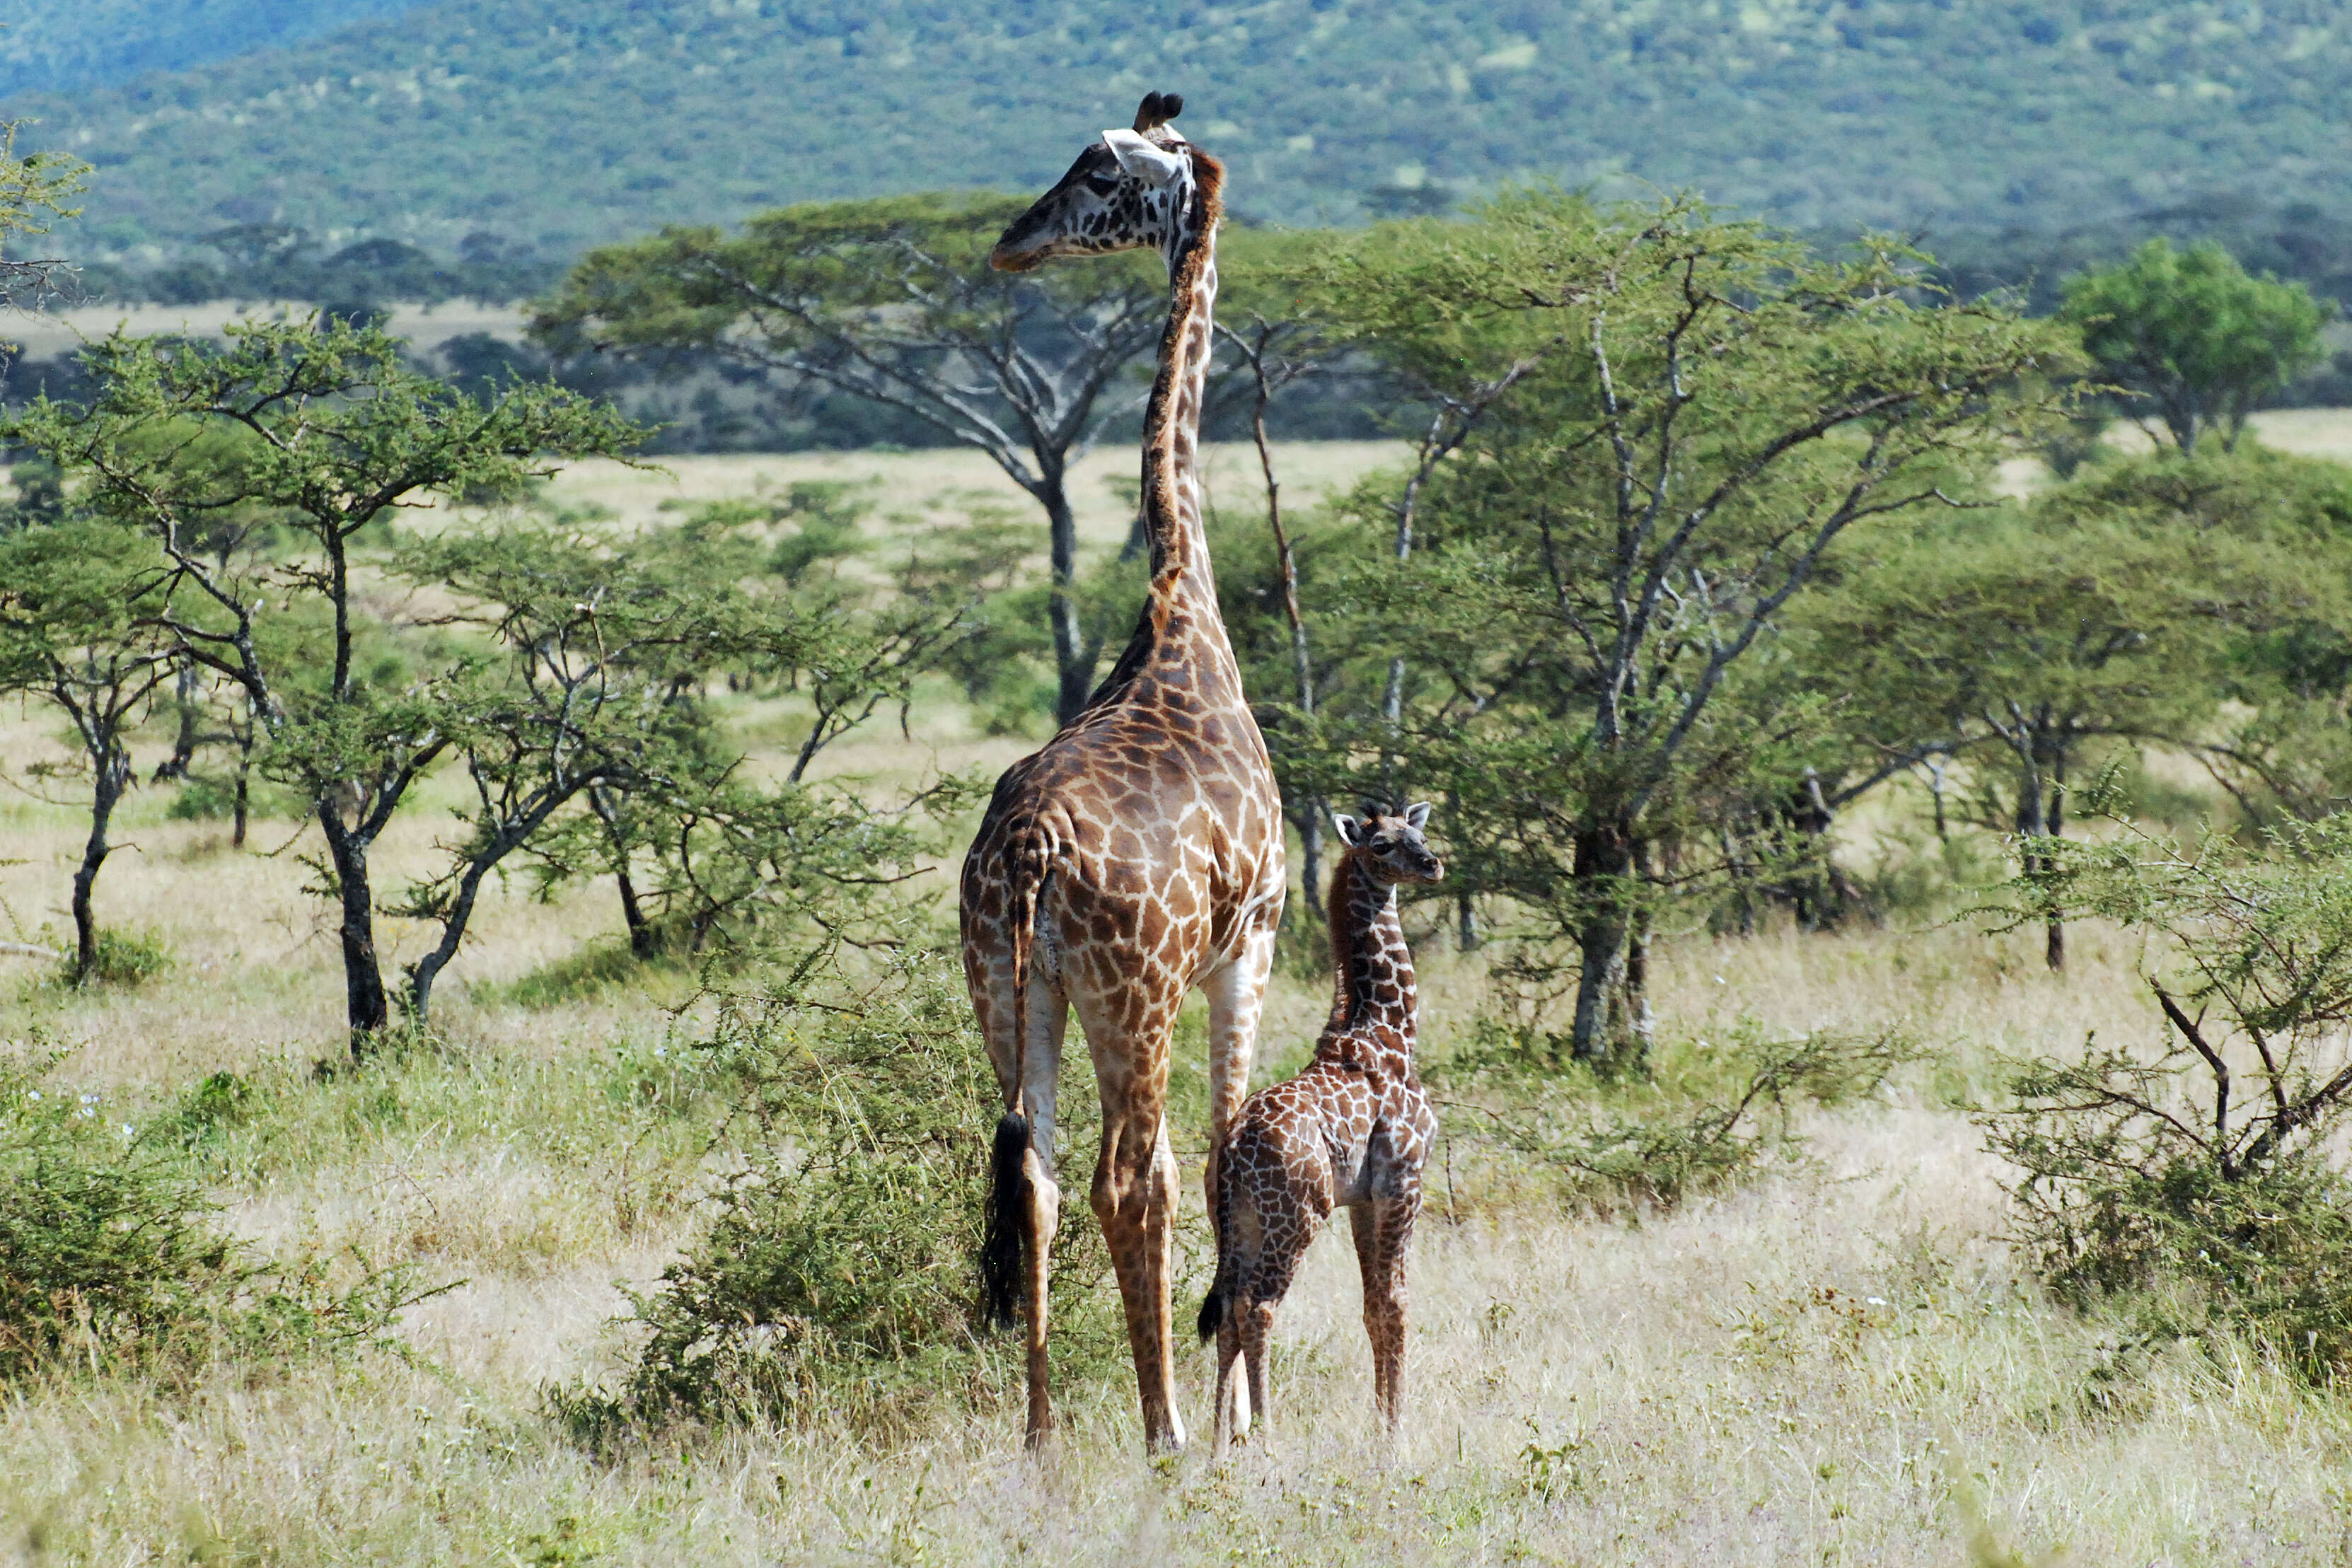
[5, 441, 2350, 1567]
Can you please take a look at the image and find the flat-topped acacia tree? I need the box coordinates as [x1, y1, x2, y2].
[11, 318, 642, 1052]
[531, 192, 1166, 726]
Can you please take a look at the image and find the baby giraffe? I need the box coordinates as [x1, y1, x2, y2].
[1198, 800, 1442, 1455]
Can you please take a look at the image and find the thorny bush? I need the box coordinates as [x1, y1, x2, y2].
[1985, 806, 2352, 1378]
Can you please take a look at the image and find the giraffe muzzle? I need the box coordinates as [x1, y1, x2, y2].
[989, 240, 1047, 273]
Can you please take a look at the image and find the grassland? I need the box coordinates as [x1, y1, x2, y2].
[4, 443, 2351, 1565]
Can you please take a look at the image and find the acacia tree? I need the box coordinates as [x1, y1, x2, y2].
[11, 318, 642, 1052]
[1799, 501, 2301, 970]
[1302, 194, 2075, 1059]
[0, 119, 84, 314]
[515, 490, 1000, 960]
[532, 194, 1166, 724]
[2061, 240, 2329, 455]
[388, 518, 811, 1023]
[0, 519, 174, 982]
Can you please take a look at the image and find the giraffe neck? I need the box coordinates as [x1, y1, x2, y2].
[1139, 153, 1223, 605]
[1321, 849, 1418, 1062]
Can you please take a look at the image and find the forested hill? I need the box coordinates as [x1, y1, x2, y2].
[13, 1, 2352, 264]
[0, 0, 426, 98]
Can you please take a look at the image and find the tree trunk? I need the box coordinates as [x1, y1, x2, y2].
[1616, 890, 1655, 1065]
[153, 662, 199, 782]
[2011, 735, 2066, 975]
[406, 855, 498, 1028]
[1253, 387, 1326, 928]
[1295, 803, 1324, 925]
[1458, 890, 1479, 953]
[69, 755, 127, 986]
[231, 698, 255, 850]
[1043, 480, 1090, 728]
[320, 807, 390, 1054]
[590, 786, 656, 958]
[1568, 823, 1638, 1062]
[2044, 750, 2067, 973]
[616, 859, 654, 958]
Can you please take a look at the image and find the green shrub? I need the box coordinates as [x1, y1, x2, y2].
[491, 937, 689, 1009]
[557, 943, 1123, 1439]
[1983, 810, 2352, 1380]
[153, 1070, 258, 1149]
[1432, 1018, 1923, 1212]
[60, 927, 171, 989]
[0, 1049, 448, 1383]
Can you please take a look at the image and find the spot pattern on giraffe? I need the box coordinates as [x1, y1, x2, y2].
[1198, 801, 1444, 1457]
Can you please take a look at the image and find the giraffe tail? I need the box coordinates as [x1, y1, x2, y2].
[980, 1110, 1030, 1330]
[980, 840, 1049, 1332]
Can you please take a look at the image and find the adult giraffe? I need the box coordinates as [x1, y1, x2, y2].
[963, 91, 1285, 1456]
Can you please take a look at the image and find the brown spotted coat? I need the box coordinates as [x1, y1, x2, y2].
[1200, 803, 1442, 1456]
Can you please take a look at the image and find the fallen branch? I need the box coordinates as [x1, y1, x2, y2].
[0, 941, 62, 960]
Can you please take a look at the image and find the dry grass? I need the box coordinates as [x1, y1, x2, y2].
[531, 439, 1405, 558]
[6, 445, 2352, 1565]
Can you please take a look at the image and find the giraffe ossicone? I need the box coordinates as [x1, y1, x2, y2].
[1200, 800, 1444, 1458]
[962, 91, 1287, 1458]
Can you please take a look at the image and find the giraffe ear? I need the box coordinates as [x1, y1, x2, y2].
[1333, 813, 1363, 847]
[1101, 128, 1186, 187]
[1406, 801, 1432, 831]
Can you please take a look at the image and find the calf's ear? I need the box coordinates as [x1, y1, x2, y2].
[1332, 813, 1362, 847]
[1405, 801, 1432, 830]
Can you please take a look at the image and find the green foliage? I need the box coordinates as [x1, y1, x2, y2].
[537, 190, 1167, 721]
[560, 946, 1121, 1436]
[0, 0, 415, 97]
[0, 1048, 446, 1382]
[2061, 240, 2333, 453]
[1433, 1020, 1924, 1214]
[1983, 811, 2352, 1379]
[1285, 193, 2074, 1057]
[495, 487, 996, 963]
[8, 315, 649, 1044]
[1797, 457, 2319, 815]
[58, 927, 170, 989]
[0, 116, 86, 317]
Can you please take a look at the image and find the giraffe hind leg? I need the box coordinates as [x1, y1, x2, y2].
[1082, 1016, 1187, 1456]
[1352, 1195, 1418, 1441]
[1212, 1301, 1247, 1457]
[970, 935, 1068, 1450]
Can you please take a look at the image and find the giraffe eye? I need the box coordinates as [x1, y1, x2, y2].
[1371, 836, 1394, 852]
[1084, 173, 1119, 194]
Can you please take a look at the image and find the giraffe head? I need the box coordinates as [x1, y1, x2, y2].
[1333, 801, 1444, 887]
[990, 91, 1220, 274]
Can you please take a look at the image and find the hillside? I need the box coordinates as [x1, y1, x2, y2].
[0, 0, 426, 98]
[14, 0, 2352, 265]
